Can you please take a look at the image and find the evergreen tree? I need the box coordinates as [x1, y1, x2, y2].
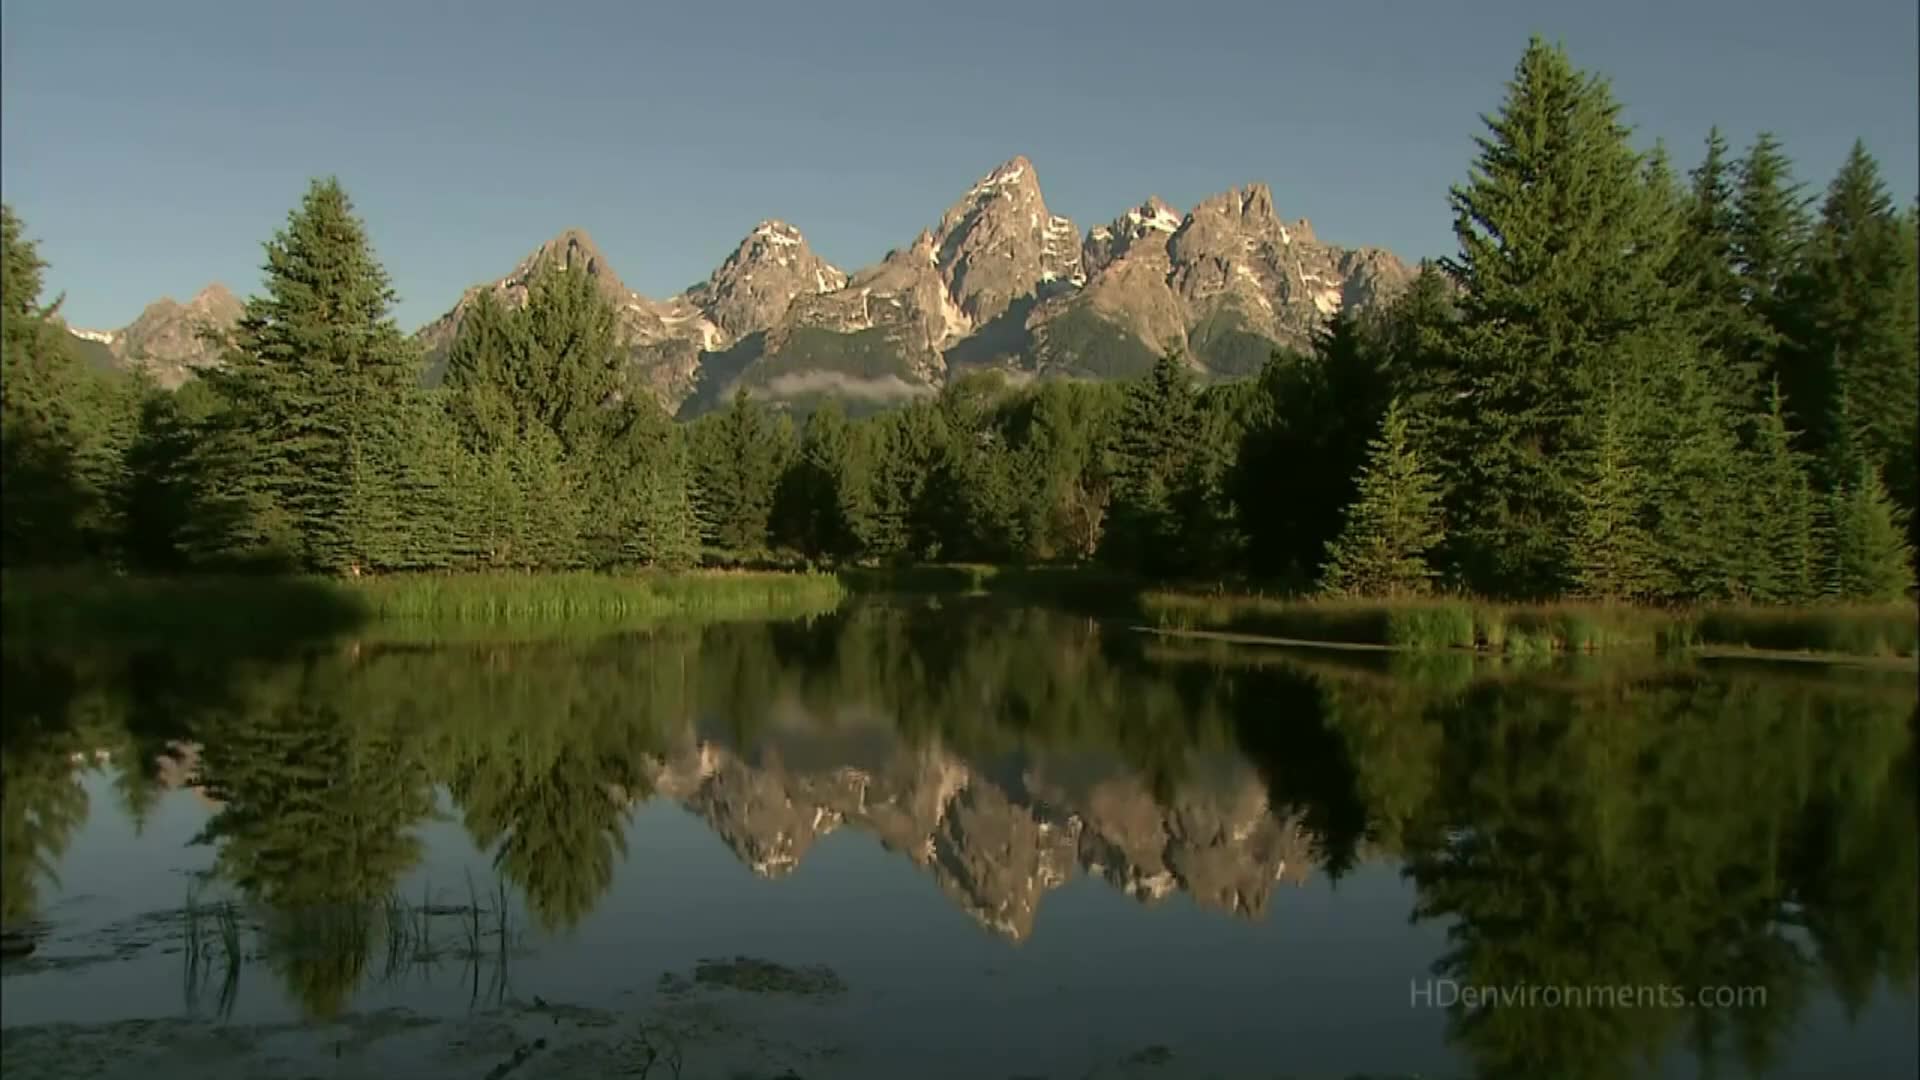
[1730, 134, 1811, 401]
[1741, 381, 1824, 603]
[1008, 379, 1119, 561]
[921, 374, 1024, 562]
[865, 401, 947, 562]
[1429, 39, 1699, 597]
[1235, 314, 1395, 583]
[1103, 353, 1202, 575]
[2, 204, 103, 564]
[691, 390, 794, 560]
[773, 402, 863, 562]
[120, 378, 222, 570]
[1639, 342, 1749, 602]
[1825, 463, 1915, 601]
[1679, 128, 1764, 407]
[195, 178, 422, 573]
[1318, 401, 1445, 597]
[517, 261, 624, 455]
[1568, 384, 1662, 601]
[576, 396, 679, 568]
[1783, 142, 1916, 494]
[503, 425, 583, 569]
[441, 288, 523, 452]
[633, 430, 701, 570]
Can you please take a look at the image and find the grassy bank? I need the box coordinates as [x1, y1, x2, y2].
[838, 562, 1147, 614]
[1, 569, 847, 644]
[1138, 591, 1918, 661]
[834, 563, 1915, 661]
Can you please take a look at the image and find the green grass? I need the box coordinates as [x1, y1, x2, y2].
[2, 568, 846, 644]
[839, 562, 1146, 615]
[351, 570, 845, 624]
[1141, 592, 1482, 649]
[1136, 588, 1915, 661]
[1687, 602, 1918, 658]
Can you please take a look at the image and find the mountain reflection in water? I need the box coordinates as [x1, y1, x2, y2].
[2, 600, 1914, 1080]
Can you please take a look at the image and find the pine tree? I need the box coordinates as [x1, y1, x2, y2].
[196, 178, 421, 573]
[1102, 352, 1202, 575]
[1640, 345, 1749, 602]
[386, 398, 479, 569]
[1429, 38, 1698, 597]
[517, 261, 624, 455]
[1741, 381, 1824, 603]
[1824, 462, 1915, 601]
[121, 378, 220, 570]
[1568, 385, 1662, 601]
[1730, 134, 1811, 399]
[1010, 379, 1119, 562]
[504, 425, 582, 569]
[442, 288, 522, 452]
[2, 204, 103, 564]
[1783, 142, 1916, 492]
[1679, 128, 1764, 408]
[690, 390, 793, 560]
[633, 431, 701, 570]
[773, 402, 862, 562]
[1318, 401, 1446, 597]
[576, 396, 679, 568]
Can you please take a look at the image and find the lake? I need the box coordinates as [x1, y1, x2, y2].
[2, 599, 1914, 1079]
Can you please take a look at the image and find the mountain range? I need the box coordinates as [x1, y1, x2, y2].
[64, 156, 1414, 415]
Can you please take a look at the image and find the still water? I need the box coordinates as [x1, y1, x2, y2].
[1, 600, 1914, 1079]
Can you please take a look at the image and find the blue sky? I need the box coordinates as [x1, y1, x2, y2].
[3, 0, 1915, 331]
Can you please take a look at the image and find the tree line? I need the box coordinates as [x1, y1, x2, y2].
[2, 39, 1914, 601]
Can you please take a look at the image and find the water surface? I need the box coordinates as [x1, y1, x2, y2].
[2, 600, 1914, 1078]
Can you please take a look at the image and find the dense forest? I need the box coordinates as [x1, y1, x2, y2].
[3, 39, 1915, 602]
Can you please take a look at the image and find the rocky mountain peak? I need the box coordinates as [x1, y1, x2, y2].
[688, 220, 849, 339]
[510, 228, 628, 298]
[1084, 197, 1186, 277]
[930, 154, 1082, 325]
[958, 155, 1041, 203]
[1199, 183, 1276, 226]
[105, 282, 242, 388]
[188, 282, 240, 310]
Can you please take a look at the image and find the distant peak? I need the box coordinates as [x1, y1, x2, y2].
[747, 220, 806, 247]
[188, 283, 241, 313]
[1192, 183, 1278, 226]
[1122, 197, 1184, 235]
[518, 228, 623, 290]
[529, 227, 608, 263]
[964, 155, 1039, 198]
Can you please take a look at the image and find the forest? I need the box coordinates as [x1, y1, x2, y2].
[2, 39, 1915, 604]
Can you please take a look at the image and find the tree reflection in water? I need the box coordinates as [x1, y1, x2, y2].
[2, 602, 1912, 1077]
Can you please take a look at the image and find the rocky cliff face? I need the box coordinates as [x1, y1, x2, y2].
[684, 221, 848, 341]
[640, 732, 1315, 941]
[66, 284, 242, 389]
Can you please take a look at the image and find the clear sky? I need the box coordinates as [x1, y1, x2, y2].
[3, 0, 1915, 331]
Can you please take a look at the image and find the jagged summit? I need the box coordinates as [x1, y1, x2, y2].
[510, 228, 625, 293]
[927, 153, 1081, 325]
[961, 155, 1040, 199]
[688, 219, 848, 339]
